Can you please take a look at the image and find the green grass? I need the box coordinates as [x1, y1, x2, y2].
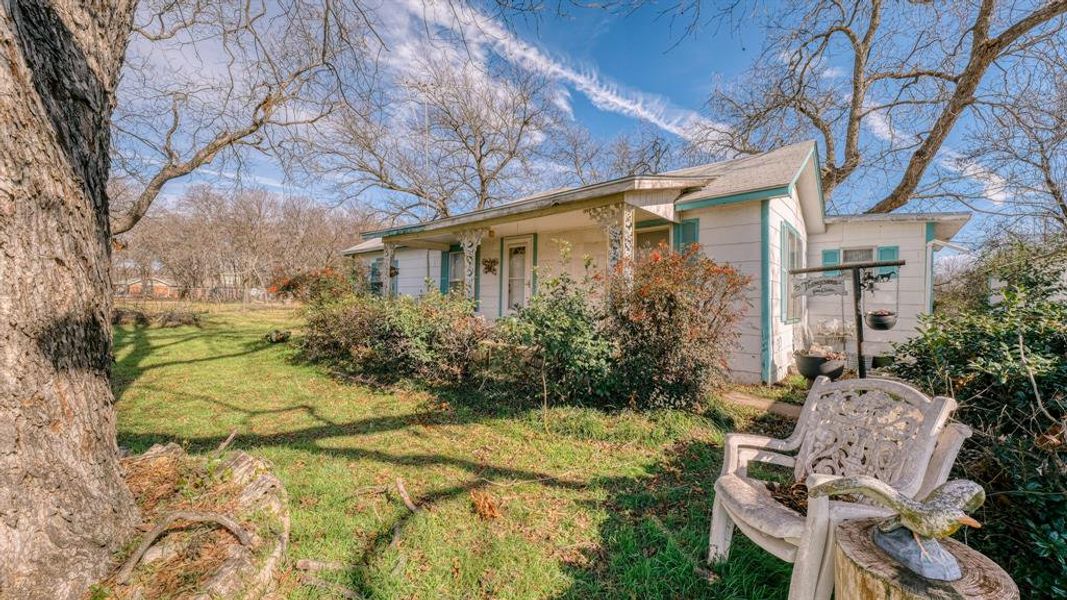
[114, 306, 792, 599]
[733, 374, 811, 406]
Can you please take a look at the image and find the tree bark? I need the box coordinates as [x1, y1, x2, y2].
[0, 2, 139, 598]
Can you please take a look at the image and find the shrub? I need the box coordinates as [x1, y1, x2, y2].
[302, 290, 489, 383]
[270, 267, 352, 303]
[603, 244, 750, 410]
[497, 264, 613, 406]
[891, 265, 1067, 597]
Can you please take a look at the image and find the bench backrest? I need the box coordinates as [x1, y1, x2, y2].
[790, 377, 956, 498]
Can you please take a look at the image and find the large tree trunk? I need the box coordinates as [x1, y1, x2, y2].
[0, 2, 139, 598]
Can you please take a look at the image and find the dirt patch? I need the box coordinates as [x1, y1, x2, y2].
[94, 444, 289, 599]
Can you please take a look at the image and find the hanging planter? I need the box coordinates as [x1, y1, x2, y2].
[864, 309, 898, 330]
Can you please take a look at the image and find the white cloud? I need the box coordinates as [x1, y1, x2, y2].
[821, 66, 846, 79]
[862, 101, 1007, 205]
[383, 0, 720, 142]
[938, 150, 1009, 204]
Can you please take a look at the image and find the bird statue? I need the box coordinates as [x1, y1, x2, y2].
[810, 476, 985, 581]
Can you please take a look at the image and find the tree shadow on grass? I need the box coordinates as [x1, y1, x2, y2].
[555, 439, 792, 600]
[112, 323, 271, 401]
[115, 383, 589, 596]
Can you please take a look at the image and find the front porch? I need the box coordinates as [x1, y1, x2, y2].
[370, 196, 696, 319]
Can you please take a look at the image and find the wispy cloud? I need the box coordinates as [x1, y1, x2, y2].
[939, 150, 1009, 204]
[384, 0, 719, 142]
[861, 102, 1006, 205]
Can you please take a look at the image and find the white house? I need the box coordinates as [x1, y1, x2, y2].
[344, 140, 969, 384]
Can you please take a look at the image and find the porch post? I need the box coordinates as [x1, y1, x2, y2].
[457, 229, 485, 299]
[382, 242, 396, 298]
[585, 203, 635, 274]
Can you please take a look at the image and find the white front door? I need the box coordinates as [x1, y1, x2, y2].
[503, 237, 533, 312]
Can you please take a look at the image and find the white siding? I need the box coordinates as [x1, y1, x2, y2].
[352, 248, 440, 297]
[486, 227, 609, 319]
[680, 202, 764, 383]
[768, 191, 808, 382]
[807, 221, 930, 360]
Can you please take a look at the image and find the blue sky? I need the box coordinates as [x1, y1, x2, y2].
[149, 0, 995, 246]
[519, 4, 756, 140]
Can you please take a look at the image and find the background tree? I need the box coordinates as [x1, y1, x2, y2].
[547, 122, 712, 186]
[691, 0, 1067, 214]
[113, 185, 378, 297]
[937, 48, 1067, 232]
[301, 55, 559, 221]
[109, 0, 373, 234]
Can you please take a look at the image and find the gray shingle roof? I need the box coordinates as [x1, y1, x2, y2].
[670, 140, 816, 204]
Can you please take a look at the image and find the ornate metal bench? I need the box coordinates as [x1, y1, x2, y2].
[708, 376, 971, 600]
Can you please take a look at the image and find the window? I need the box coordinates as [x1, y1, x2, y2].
[842, 247, 874, 264]
[369, 259, 383, 296]
[448, 251, 464, 292]
[635, 227, 670, 256]
[782, 226, 803, 323]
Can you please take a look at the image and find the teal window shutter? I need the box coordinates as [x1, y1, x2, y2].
[439, 251, 450, 293]
[877, 246, 899, 277]
[673, 219, 699, 251]
[822, 249, 840, 276]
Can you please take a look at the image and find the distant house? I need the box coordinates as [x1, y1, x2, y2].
[114, 276, 180, 299]
[343, 141, 970, 384]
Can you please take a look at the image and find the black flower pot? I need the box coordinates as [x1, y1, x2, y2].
[795, 354, 846, 382]
[864, 311, 898, 330]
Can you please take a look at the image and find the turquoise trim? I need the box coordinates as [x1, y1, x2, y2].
[677, 185, 792, 211]
[788, 144, 816, 192]
[474, 245, 481, 310]
[531, 233, 539, 295]
[361, 223, 424, 240]
[672, 218, 700, 251]
[760, 200, 772, 383]
[822, 249, 841, 276]
[926, 222, 936, 312]
[780, 221, 802, 324]
[439, 250, 450, 293]
[877, 246, 900, 276]
[441, 245, 462, 294]
[636, 218, 671, 229]
[498, 238, 505, 317]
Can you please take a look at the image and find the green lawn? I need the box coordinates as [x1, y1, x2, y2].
[114, 306, 792, 599]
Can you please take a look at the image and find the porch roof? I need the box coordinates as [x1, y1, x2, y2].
[359, 140, 826, 242]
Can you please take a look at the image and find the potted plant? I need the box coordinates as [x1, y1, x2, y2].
[794, 344, 846, 382]
[864, 309, 898, 330]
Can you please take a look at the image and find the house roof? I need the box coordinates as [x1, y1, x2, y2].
[341, 238, 385, 256]
[825, 211, 971, 240]
[360, 141, 821, 241]
[669, 140, 817, 204]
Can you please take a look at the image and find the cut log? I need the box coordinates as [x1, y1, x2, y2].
[834, 518, 1018, 599]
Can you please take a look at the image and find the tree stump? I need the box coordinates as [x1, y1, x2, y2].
[835, 519, 1018, 600]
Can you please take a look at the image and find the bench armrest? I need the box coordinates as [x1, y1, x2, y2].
[722, 433, 796, 476]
